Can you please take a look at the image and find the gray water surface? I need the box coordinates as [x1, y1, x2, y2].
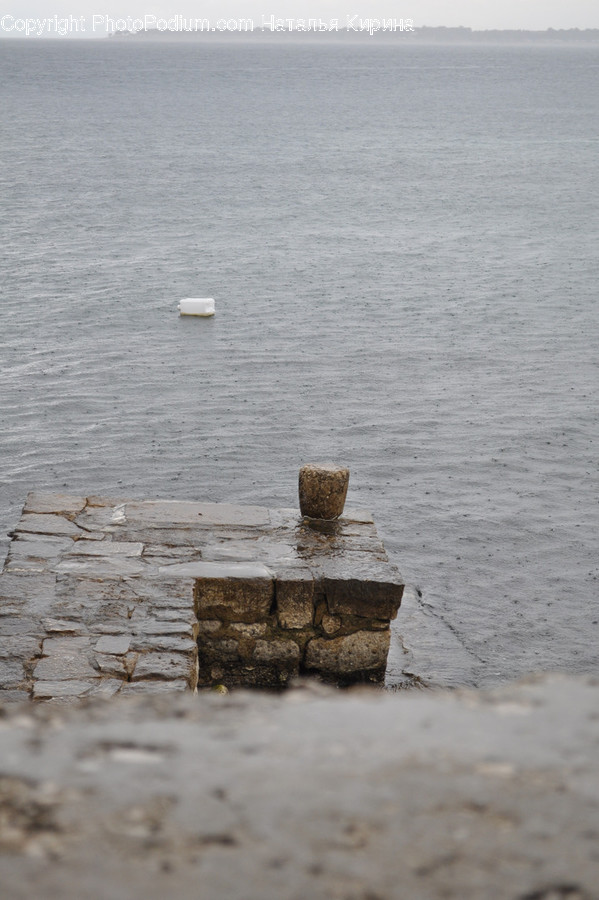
[1, 41, 598, 687]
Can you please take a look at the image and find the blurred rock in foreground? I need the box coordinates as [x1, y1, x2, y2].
[0, 674, 597, 899]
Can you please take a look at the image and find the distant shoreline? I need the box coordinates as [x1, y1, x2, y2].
[107, 26, 599, 44]
[2, 25, 599, 44]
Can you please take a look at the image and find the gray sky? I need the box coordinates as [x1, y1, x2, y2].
[3, 0, 599, 32]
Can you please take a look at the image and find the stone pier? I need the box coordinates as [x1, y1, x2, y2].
[0, 492, 404, 701]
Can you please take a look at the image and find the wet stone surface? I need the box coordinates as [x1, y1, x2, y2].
[0, 676, 598, 900]
[0, 492, 404, 700]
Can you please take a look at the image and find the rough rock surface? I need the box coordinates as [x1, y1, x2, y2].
[0, 675, 597, 899]
[299, 463, 350, 519]
[305, 630, 391, 677]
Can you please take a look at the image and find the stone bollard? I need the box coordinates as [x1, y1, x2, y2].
[298, 463, 350, 520]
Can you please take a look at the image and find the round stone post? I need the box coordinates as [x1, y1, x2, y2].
[298, 463, 350, 520]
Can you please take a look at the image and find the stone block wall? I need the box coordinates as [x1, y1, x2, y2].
[0, 493, 404, 699]
[194, 563, 403, 688]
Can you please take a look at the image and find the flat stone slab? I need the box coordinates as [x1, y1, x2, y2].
[15, 514, 86, 538]
[125, 500, 271, 527]
[0, 492, 404, 699]
[159, 561, 274, 579]
[23, 492, 87, 516]
[94, 635, 132, 655]
[67, 541, 144, 557]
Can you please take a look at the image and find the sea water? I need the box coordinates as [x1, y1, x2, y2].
[1, 39, 597, 686]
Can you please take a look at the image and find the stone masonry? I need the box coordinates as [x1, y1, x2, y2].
[0, 492, 404, 700]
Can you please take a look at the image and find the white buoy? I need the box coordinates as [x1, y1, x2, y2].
[178, 298, 215, 317]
